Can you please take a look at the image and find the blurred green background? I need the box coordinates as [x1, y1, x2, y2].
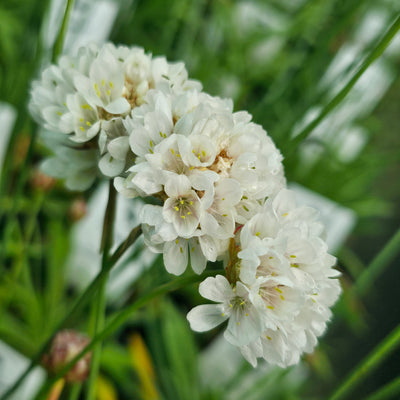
[0, 0, 399, 399]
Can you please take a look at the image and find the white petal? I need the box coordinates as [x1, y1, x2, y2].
[199, 235, 219, 262]
[104, 97, 130, 114]
[199, 275, 234, 302]
[98, 153, 125, 177]
[225, 305, 263, 347]
[107, 136, 130, 160]
[163, 239, 188, 275]
[164, 174, 191, 198]
[189, 238, 207, 274]
[187, 304, 228, 332]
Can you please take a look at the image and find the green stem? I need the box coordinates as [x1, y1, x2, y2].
[288, 14, 400, 153]
[365, 376, 400, 400]
[1, 225, 142, 400]
[86, 181, 116, 400]
[33, 270, 223, 400]
[68, 383, 82, 400]
[354, 226, 400, 297]
[329, 323, 400, 400]
[52, 0, 76, 62]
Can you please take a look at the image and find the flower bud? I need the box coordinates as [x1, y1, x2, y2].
[42, 330, 92, 382]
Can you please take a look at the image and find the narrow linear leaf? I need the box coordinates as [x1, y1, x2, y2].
[365, 376, 400, 400]
[329, 323, 400, 400]
[289, 14, 400, 152]
[354, 226, 400, 297]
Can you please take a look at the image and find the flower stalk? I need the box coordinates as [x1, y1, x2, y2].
[86, 181, 117, 400]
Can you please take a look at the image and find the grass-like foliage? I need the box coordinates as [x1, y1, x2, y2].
[0, 1, 400, 399]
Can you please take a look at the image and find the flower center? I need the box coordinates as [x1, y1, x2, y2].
[173, 197, 195, 220]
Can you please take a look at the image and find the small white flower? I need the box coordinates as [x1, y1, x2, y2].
[163, 174, 202, 238]
[187, 275, 265, 346]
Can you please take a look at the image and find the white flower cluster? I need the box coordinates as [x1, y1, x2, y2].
[30, 43, 340, 368]
[30, 43, 200, 189]
[187, 189, 341, 367]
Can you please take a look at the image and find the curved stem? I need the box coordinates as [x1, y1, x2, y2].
[288, 14, 400, 153]
[86, 181, 116, 400]
[33, 270, 223, 399]
[329, 323, 400, 400]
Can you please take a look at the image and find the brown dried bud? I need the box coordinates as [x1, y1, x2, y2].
[30, 169, 56, 191]
[43, 330, 92, 382]
[69, 197, 87, 222]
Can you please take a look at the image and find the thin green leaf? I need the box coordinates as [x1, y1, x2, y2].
[365, 376, 400, 400]
[329, 323, 400, 400]
[354, 226, 400, 297]
[288, 14, 400, 153]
